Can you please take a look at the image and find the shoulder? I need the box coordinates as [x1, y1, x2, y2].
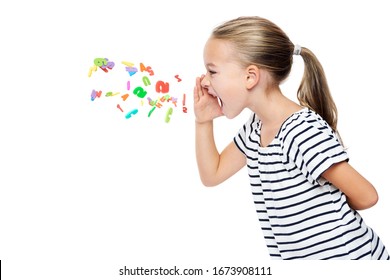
[279, 108, 336, 143]
[278, 108, 344, 156]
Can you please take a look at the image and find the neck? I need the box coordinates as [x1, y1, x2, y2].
[248, 86, 302, 127]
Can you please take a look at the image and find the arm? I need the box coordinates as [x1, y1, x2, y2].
[196, 123, 246, 186]
[322, 161, 378, 210]
[194, 76, 246, 187]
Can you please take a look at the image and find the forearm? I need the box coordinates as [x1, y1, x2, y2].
[322, 161, 379, 210]
[345, 188, 378, 210]
[195, 121, 221, 186]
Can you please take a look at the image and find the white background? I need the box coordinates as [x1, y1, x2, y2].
[1, 0, 389, 279]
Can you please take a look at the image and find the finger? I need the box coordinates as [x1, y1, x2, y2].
[196, 77, 204, 96]
[193, 85, 199, 103]
[194, 77, 200, 101]
[193, 76, 203, 102]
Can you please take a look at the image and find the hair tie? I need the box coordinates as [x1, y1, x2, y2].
[293, 44, 302, 56]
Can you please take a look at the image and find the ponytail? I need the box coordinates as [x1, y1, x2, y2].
[297, 47, 338, 133]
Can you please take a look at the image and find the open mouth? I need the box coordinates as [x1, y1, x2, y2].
[208, 90, 223, 109]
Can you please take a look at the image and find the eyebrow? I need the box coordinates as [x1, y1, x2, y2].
[206, 63, 216, 67]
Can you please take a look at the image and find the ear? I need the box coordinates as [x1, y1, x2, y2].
[245, 65, 260, 90]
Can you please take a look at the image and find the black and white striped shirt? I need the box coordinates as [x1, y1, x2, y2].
[234, 108, 389, 260]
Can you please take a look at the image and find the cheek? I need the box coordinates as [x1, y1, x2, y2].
[213, 75, 243, 100]
[223, 81, 242, 99]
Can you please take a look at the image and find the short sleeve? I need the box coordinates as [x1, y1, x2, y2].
[234, 113, 257, 157]
[281, 112, 349, 185]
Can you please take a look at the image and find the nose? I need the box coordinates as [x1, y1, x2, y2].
[200, 75, 210, 88]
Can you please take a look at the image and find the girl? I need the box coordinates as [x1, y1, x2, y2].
[193, 16, 389, 260]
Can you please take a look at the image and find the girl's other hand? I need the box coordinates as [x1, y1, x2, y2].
[193, 75, 223, 124]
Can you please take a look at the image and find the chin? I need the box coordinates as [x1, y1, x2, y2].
[223, 111, 239, 120]
[222, 107, 242, 120]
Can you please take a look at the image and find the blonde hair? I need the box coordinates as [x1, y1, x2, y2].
[211, 16, 339, 133]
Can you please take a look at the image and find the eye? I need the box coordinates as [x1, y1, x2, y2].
[208, 70, 217, 75]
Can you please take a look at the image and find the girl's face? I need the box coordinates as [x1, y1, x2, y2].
[201, 38, 249, 119]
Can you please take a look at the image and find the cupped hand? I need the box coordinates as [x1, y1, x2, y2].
[193, 75, 223, 124]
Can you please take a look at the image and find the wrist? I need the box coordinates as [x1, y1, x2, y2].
[195, 119, 213, 125]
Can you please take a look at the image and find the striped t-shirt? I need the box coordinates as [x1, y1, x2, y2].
[234, 108, 389, 260]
